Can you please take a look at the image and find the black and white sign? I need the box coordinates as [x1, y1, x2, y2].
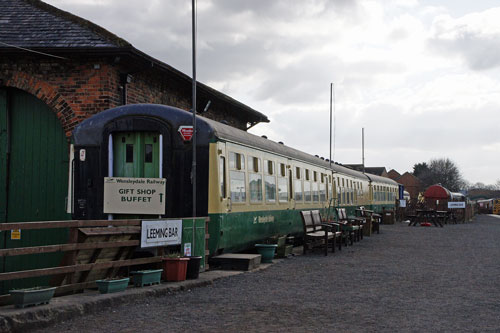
[141, 220, 182, 248]
[448, 202, 465, 209]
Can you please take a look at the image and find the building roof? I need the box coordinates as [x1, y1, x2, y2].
[343, 164, 388, 176]
[387, 169, 401, 180]
[0, 0, 269, 126]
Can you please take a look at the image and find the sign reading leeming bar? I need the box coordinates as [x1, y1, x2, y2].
[141, 220, 182, 248]
[448, 201, 466, 209]
[103, 177, 166, 214]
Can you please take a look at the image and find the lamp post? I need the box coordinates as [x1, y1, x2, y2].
[191, 0, 197, 218]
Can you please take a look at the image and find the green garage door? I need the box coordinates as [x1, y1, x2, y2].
[0, 88, 70, 293]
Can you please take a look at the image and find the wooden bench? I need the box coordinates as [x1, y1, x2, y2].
[311, 210, 343, 252]
[336, 208, 362, 245]
[300, 210, 338, 256]
[357, 207, 380, 234]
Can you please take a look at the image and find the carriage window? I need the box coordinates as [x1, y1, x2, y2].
[250, 156, 261, 172]
[230, 171, 246, 203]
[126, 144, 134, 163]
[249, 173, 262, 202]
[312, 182, 319, 202]
[219, 157, 226, 199]
[294, 180, 303, 201]
[342, 178, 345, 187]
[265, 175, 276, 203]
[280, 163, 286, 177]
[265, 160, 274, 175]
[305, 169, 310, 181]
[229, 152, 245, 170]
[278, 178, 288, 202]
[304, 182, 311, 202]
[320, 183, 326, 202]
[314, 171, 317, 182]
[295, 167, 301, 179]
[145, 144, 153, 163]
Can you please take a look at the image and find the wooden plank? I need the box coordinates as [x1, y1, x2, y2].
[0, 240, 140, 257]
[0, 257, 162, 281]
[0, 219, 142, 231]
[77, 234, 112, 283]
[79, 226, 141, 236]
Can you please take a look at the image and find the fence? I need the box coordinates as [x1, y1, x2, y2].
[0, 217, 209, 306]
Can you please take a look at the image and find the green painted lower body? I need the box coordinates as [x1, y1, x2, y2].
[208, 204, 395, 256]
[208, 210, 303, 255]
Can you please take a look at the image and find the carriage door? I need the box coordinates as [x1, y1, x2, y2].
[113, 132, 160, 178]
[112, 132, 161, 218]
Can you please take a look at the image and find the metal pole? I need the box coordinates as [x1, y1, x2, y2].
[108, 134, 113, 221]
[329, 83, 332, 169]
[191, 0, 197, 219]
[362, 128, 365, 173]
[191, 0, 197, 256]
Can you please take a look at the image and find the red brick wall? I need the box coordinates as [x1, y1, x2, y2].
[0, 55, 248, 136]
[398, 172, 423, 201]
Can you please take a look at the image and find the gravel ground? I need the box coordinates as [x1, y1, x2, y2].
[36, 215, 500, 333]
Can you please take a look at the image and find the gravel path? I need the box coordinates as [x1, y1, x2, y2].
[37, 215, 500, 333]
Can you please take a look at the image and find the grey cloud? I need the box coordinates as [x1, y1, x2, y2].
[428, 30, 500, 71]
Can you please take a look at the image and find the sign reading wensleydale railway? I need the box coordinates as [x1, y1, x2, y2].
[141, 219, 182, 248]
[103, 177, 166, 214]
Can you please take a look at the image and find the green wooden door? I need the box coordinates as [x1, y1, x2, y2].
[0, 88, 70, 293]
[113, 132, 160, 178]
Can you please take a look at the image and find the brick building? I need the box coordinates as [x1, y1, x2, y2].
[0, 0, 269, 224]
[394, 172, 423, 201]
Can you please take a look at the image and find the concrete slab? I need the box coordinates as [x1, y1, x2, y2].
[210, 253, 262, 271]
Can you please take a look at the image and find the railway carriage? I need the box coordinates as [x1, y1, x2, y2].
[71, 104, 398, 255]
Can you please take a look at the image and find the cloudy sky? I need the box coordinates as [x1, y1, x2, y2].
[45, 0, 500, 186]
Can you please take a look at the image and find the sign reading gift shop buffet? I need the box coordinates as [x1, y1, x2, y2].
[103, 177, 166, 214]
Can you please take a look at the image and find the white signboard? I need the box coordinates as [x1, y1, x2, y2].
[448, 201, 465, 209]
[141, 219, 182, 248]
[399, 199, 407, 208]
[103, 177, 166, 214]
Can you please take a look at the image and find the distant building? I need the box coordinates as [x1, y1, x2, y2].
[344, 164, 388, 178]
[387, 169, 401, 180]
[395, 172, 423, 201]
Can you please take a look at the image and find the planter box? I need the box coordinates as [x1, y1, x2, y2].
[10, 286, 56, 308]
[131, 269, 162, 287]
[162, 257, 189, 282]
[276, 245, 293, 258]
[269, 235, 286, 247]
[95, 278, 130, 294]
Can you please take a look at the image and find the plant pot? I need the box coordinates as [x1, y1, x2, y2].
[255, 244, 278, 263]
[130, 269, 163, 287]
[161, 257, 189, 282]
[10, 286, 56, 308]
[95, 278, 130, 294]
[185, 256, 202, 280]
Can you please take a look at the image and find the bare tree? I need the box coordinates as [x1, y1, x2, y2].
[413, 158, 465, 191]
